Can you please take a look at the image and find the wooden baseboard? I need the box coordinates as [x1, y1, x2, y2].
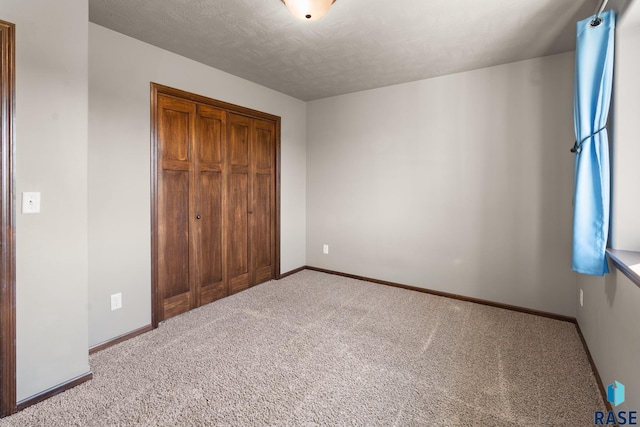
[13, 325, 152, 414]
[278, 266, 306, 279]
[16, 371, 92, 412]
[89, 324, 153, 355]
[574, 323, 613, 413]
[304, 266, 576, 323]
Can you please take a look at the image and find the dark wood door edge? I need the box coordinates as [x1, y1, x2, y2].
[150, 84, 160, 328]
[274, 119, 281, 280]
[0, 19, 16, 418]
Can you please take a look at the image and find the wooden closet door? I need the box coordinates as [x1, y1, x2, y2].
[227, 114, 251, 294]
[157, 95, 195, 319]
[250, 118, 276, 285]
[194, 105, 227, 305]
[226, 114, 275, 293]
[152, 83, 280, 326]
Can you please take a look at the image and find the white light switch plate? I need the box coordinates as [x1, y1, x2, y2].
[22, 192, 41, 214]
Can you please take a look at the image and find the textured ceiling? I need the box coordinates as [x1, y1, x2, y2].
[89, 0, 599, 101]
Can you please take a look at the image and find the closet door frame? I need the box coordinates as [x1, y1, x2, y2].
[150, 83, 281, 327]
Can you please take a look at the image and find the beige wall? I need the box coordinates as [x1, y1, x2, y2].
[611, 7, 640, 251]
[577, 270, 640, 411]
[0, 0, 91, 401]
[307, 53, 578, 316]
[576, 1, 640, 413]
[88, 24, 307, 348]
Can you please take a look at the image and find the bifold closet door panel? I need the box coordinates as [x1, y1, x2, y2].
[227, 113, 251, 294]
[251, 118, 276, 285]
[157, 95, 195, 319]
[194, 105, 227, 305]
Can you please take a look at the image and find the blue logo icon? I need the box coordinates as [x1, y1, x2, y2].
[595, 381, 636, 425]
[608, 381, 625, 407]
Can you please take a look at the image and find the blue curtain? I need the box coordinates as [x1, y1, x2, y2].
[572, 10, 615, 276]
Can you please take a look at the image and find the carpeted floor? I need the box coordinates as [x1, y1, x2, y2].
[0, 270, 604, 426]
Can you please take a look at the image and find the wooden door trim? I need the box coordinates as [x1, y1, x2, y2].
[150, 83, 281, 327]
[0, 19, 16, 417]
[274, 118, 281, 279]
[150, 83, 160, 328]
[151, 83, 281, 123]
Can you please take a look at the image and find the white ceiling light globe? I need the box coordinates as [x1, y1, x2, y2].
[282, 0, 336, 21]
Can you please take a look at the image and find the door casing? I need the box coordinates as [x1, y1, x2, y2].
[0, 19, 16, 417]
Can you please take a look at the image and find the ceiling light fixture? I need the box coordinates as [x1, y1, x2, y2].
[280, 0, 337, 21]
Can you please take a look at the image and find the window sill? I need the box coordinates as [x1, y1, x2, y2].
[606, 249, 640, 288]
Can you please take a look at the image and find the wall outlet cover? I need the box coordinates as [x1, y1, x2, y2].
[111, 293, 122, 311]
[22, 192, 41, 214]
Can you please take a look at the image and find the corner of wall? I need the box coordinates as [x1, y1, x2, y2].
[9, 0, 90, 401]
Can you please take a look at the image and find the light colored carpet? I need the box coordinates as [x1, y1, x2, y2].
[1, 270, 604, 426]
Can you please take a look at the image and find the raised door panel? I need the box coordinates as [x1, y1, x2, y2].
[253, 173, 273, 284]
[194, 105, 226, 305]
[159, 97, 191, 163]
[196, 106, 224, 166]
[158, 170, 191, 303]
[195, 170, 225, 305]
[250, 119, 275, 285]
[229, 115, 249, 167]
[228, 173, 249, 294]
[253, 125, 273, 169]
[157, 95, 194, 320]
[227, 114, 251, 294]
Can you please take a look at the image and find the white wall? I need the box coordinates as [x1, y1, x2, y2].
[0, 0, 90, 402]
[307, 53, 577, 316]
[578, 271, 640, 412]
[611, 7, 640, 251]
[88, 24, 307, 347]
[576, 2, 640, 413]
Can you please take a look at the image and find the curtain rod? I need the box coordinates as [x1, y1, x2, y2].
[593, 0, 609, 16]
[590, 0, 609, 26]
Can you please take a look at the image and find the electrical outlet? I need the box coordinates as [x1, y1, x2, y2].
[22, 192, 41, 214]
[323, 244, 329, 254]
[580, 289, 584, 307]
[111, 293, 122, 311]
